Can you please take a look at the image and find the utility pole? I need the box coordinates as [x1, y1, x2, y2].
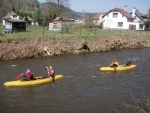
[82, 10, 85, 23]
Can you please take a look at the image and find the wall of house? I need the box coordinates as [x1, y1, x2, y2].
[93, 15, 104, 26]
[99, 15, 104, 25]
[103, 11, 128, 29]
[120, 22, 144, 30]
[49, 21, 74, 30]
[49, 22, 62, 30]
[2, 20, 5, 26]
[5, 21, 12, 29]
[93, 20, 99, 25]
[49, 23, 53, 30]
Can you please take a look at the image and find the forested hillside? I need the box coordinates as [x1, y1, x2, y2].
[0, 0, 93, 23]
[0, 0, 39, 19]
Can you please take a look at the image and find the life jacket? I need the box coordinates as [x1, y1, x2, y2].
[112, 61, 119, 66]
[48, 70, 55, 77]
[23, 72, 33, 80]
[126, 61, 132, 66]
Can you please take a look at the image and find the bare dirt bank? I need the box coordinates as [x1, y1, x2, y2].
[0, 36, 150, 60]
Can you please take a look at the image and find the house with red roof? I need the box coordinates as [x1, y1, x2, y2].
[49, 17, 74, 30]
[102, 6, 145, 30]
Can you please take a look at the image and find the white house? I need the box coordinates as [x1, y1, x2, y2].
[2, 11, 26, 32]
[49, 17, 75, 30]
[102, 7, 145, 30]
[93, 13, 105, 26]
[74, 18, 85, 24]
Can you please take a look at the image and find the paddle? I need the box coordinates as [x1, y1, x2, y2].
[16, 74, 21, 79]
[114, 67, 116, 71]
[51, 76, 55, 87]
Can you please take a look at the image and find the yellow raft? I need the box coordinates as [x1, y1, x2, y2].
[100, 65, 136, 71]
[4, 75, 63, 87]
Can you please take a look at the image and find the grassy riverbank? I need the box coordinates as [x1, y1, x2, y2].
[0, 25, 150, 60]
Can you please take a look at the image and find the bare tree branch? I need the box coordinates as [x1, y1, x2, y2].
[46, 0, 70, 16]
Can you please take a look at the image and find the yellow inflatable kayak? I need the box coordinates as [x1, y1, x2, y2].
[100, 65, 136, 71]
[4, 75, 63, 87]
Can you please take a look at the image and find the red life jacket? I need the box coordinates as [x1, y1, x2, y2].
[47, 70, 55, 77]
[23, 72, 33, 80]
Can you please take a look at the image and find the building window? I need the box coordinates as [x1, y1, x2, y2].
[118, 22, 123, 27]
[13, 15, 17, 18]
[139, 24, 143, 29]
[53, 23, 57, 29]
[113, 13, 118, 18]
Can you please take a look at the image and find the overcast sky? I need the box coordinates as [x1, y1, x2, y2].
[38, 0, 150, 14]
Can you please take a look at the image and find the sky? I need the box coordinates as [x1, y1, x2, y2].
[38, 0, 150, 14]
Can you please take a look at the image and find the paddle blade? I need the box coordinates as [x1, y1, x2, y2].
[51, 83, 55, 87]
[16, 74, 21, 79]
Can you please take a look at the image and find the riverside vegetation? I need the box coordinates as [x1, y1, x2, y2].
[0, 24, 150, 60]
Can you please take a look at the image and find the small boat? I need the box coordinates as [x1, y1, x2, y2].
[100, 65, 136, 71]
[4, 75, 63, 87]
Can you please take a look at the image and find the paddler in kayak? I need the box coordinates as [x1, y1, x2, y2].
[21, 69, 34, 81]
[110, 58, 119, 67]
[125, 58, 132, 66]
[43, 66, 55, 82]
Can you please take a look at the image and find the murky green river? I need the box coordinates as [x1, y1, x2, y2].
[0, 48, 150, 113]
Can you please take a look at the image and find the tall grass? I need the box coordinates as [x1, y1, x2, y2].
[113, 92, 150, 113]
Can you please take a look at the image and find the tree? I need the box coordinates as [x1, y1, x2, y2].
[24, 16, 28, 22]
[148, 8, 150, 15]
[46, 0, 70, 17]
[147, 8, 150, 19]
[145, 21, 150, 31]
[34, 8, 44, 25]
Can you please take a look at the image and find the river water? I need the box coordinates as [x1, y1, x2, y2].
[0, 48, 150, 113]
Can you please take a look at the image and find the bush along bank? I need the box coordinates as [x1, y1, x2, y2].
[0, 36, 150, 60]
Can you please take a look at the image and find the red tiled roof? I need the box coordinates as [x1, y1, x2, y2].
[103, 7, 133, 19]
[49, 17, 63, 22]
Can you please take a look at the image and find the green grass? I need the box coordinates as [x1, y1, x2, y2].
[0, 23, 4, 32]
[0, 24, 150, 40]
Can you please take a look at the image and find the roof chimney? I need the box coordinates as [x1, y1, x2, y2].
[132, 7, 136, 18]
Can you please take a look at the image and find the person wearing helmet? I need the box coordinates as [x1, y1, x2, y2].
[125, 58, 132, 66]
[110, 58, 119, 67]
[21, 69, 34, 81]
